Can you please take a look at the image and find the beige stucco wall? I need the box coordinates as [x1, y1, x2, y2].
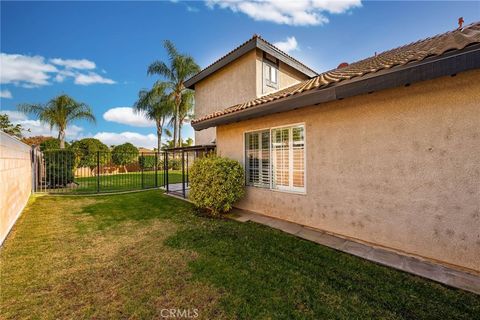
[194, 50, 258, 145]
[0, 131, 32, 245]
[216, 69, 480, 272]
[194, 49, 310, 145]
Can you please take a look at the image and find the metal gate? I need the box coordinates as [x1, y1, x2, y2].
[163, 145, 216, 198]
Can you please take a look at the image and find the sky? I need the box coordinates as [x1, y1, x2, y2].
[1, 1, 479, 149]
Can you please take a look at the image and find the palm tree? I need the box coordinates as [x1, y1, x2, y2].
[177, 90, 194, 146]
[134, 82, 174, 152]
[147, 40, 200, 147]
[18, 94, 95, 149]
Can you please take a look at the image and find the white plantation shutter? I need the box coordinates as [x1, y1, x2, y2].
[272, 125, 305, 192]
[272, 128, 290, 189]
[245, 125, 305, 192]
[245, 130, 270, 188]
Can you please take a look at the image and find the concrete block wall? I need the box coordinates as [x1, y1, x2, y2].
[0, 131, 32, 245]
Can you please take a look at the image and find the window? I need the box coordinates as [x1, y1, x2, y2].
[244, 124, 305, 193]
[245, 130, 270, 188]
[272, 125, 305, 192]
[264, 62, 278, 90]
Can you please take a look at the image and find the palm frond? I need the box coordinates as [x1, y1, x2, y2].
[163, 40, 179, 62]
[17, 103, 45, 118]
[147, 61, 174, 80]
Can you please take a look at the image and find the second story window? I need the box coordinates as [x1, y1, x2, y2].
[263, 53, 279, 92]
[264, 63, 278, 88]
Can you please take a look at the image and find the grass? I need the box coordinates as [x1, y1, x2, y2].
[1, 191, 479, 319]
[45, 170, 183, 194]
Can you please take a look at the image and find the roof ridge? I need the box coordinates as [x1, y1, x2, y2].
[185, 34, 318, 87]
[255, 35, 318, 75]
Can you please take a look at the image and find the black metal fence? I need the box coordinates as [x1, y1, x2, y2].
[31, 145, 216, 196]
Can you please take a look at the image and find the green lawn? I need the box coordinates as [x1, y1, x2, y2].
[1, 191, 479, 319]
[46, 170, 183, 194]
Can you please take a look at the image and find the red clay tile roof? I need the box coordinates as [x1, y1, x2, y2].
[192, 22, 480, 125]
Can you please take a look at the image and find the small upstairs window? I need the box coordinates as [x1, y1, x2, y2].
[263, 53, 279, 92]
[264, 63, 278, 88]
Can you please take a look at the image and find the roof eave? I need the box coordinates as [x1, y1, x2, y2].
[192, 44, 480, 131]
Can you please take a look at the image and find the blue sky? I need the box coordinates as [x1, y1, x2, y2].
[1, 1, 479, 148]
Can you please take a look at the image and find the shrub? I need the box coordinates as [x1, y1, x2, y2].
[168, 158, 182, 170]
[139, 155, 157, 169]
[70, 138, 110, 170]
[189, 155, 245, 216]
[112, 143, 139, 169]
[43, 150, 75, 186]
[39, 138, 70, 151]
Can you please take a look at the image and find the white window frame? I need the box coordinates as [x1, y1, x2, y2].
[263, 60, 279, 91]
[244, 129, 271, 188]
[243, 123, 306, 194]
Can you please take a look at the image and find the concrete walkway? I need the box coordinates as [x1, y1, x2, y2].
[230, 208, 480, 295]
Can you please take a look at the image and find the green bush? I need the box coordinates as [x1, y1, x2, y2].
[189, 155, 245, 216]
[139, 155, 158, 169]
[168, 158, 182, 170]
[40, 138, 70, 151]
[43, 150, 75, 186]
[70, 138, 110, 169]
[112, 143, 139, 167]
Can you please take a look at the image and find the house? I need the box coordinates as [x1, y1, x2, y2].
[186, 24, 480, 278]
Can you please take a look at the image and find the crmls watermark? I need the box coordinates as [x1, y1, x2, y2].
[160, 308, 199, 318]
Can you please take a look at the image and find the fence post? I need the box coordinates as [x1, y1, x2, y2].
[96, 151, 100, 193]
[141, 152, 144, 189]
[186, 151, 189, 187]
[155, 152, 158, 188]
[182, 150, 186, 198]
[165, 151, 169, 192]
[31, 146, 36, 193]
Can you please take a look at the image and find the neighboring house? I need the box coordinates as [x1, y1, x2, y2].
[187, 24, 480, 274]
[138, 147, 154, 153]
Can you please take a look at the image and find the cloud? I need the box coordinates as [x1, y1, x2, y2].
[206, 0, 362, 26]
[0, 53, 58, 87]
[2, 110, 83, 138]
[0, 53, 115, 87]
[273, 36, 298, 53]
[94, 131, 158, 149]
[50, 58, 96, 70]
[74, 72, 116, 85]
[0, 89, 13, 99]
[103, 107, 155, 127]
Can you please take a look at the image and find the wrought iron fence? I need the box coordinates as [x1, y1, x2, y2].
[32, 149, 170, 194]
[31, 145, 216, 196]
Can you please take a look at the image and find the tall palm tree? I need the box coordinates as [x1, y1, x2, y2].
[18, 94, 95, 149]
[177, 90, 194, 146]
[147, 40, 200, 147]
[134, 82, 174, 152]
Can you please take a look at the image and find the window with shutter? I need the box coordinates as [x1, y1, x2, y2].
[244, 124, 305, 193]
[245, 130, 270, 188]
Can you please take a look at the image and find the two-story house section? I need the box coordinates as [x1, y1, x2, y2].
[184, 35, 317, 145]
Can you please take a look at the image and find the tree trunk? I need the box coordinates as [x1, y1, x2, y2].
[156, 119, 163, 152]
[177, 123, 182, 147]
[172, 113, 178, 148]
[58, 130, 66, 149]
[174, 92, 182, 148]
